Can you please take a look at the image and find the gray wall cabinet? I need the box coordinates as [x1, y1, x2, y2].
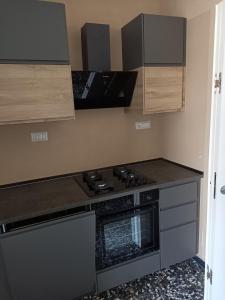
[122, 14, 186, 70]
[0, 0, 69, 64]
[0, 212, 96, 300]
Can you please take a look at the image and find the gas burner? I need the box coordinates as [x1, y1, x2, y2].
[113, 166, 129, 178]
[92, 181, 113, 194]
[83, 171, 102, 183]
[82, 171, 114, 195]
[75, 165, 156, 197]
[121, 172, 136, 181]
[114, 166, 149, 188]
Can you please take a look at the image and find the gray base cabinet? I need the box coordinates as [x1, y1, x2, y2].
[160, 222, 197, 269]
[160, 202, 197, 230]
[0, 0, 69, 64]
[97, 253, 160, 293]
[0, 212, 96, 300]
[0, 180, 201, 298]
[159, 181, 200, 269]
[0, 246, 11, 300]
[159, 182, 198, 210]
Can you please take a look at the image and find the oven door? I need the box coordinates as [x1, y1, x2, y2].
[96, 203, 159, 270]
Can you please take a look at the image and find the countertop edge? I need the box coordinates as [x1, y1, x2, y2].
[0, 176, 202, 225]
[0, 158, 203, 190]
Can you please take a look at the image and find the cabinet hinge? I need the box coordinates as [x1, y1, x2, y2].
[215, 72, 222, 94]
[214, 172, 217, 199]
[207, 265, 213, 285]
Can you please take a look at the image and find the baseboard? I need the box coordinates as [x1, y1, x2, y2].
[193, 256, 205, 269]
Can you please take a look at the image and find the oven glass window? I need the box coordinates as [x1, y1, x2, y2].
[96, 205, 159, 270]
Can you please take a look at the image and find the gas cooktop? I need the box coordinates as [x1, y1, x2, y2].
[74, 166, 156, 197]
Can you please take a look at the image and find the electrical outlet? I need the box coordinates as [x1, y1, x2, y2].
[135, 121, 151, 130]
[31, 131, 48, 142]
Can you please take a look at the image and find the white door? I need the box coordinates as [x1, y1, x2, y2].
[205, 1, 225, 299]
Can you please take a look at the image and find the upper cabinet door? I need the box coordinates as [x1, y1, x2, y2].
[122, 15, 144, 71]
[122, 14, 186, 70]
[0, 0, 69, 64]
[143, 15, 186, 65]
[0, 64, 75, 124]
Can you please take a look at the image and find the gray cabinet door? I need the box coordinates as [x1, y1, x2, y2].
[160, 202, 197, 231]
[160, 222, 197, 269]
[0, 212, 96, 300]
[122, 14, 186, 69]
[0, 246, 11, 300]
[0, 0, 69, 64]
[97, 253, 160, 293]
[143, 15, 186, 65]
[121, 15, 144, 70]
[159, 182, 198, 210]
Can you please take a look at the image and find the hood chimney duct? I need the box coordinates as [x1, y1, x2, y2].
[81, 23, 111, 71]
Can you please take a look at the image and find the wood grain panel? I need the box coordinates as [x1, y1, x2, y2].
[0, 64, 75, 124]
[144, 66, 184, 114]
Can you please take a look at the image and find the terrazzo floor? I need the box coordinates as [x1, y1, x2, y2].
[83, 258, 205, 300]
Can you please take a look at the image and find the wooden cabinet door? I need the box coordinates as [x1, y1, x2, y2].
[144, 67, 184, 114]
[0, 212, 96, 300]
[143, 15, 186, 65]
[0, 0, 69, 64]
[0, 64, 75, 124]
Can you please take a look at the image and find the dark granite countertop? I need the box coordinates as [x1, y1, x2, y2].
[0, 159, 203, 225]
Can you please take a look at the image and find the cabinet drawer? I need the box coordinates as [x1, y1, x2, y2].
[160, 202, 197, 230]
[97, 253, 160, 293]
[160, 222, 197, 269]
[160, 182, 198, 210]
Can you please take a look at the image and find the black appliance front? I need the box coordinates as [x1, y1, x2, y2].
[71, 71, 138, 109]
[94, 191, 159, 271]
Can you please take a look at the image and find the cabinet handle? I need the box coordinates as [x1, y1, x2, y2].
[220, 186, 225, 195]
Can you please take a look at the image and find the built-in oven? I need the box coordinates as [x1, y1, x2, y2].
[93, 189, 159, 271]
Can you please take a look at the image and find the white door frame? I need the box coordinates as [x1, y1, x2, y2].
[205, 1, 225, 299]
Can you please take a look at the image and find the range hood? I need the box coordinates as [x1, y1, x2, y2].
[72, 23, 137, 110]
[72, 71, 137, 109]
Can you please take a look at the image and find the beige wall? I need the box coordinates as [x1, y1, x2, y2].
[160, 0, 220, 259]
[161, 0, 219, 19]
[0, 0, 165, 185]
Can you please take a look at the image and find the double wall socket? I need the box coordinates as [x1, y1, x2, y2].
[31, 131, 48, 142]
[135, 121, 151, 130]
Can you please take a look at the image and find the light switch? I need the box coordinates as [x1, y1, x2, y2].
[31, 131, 48, 142]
